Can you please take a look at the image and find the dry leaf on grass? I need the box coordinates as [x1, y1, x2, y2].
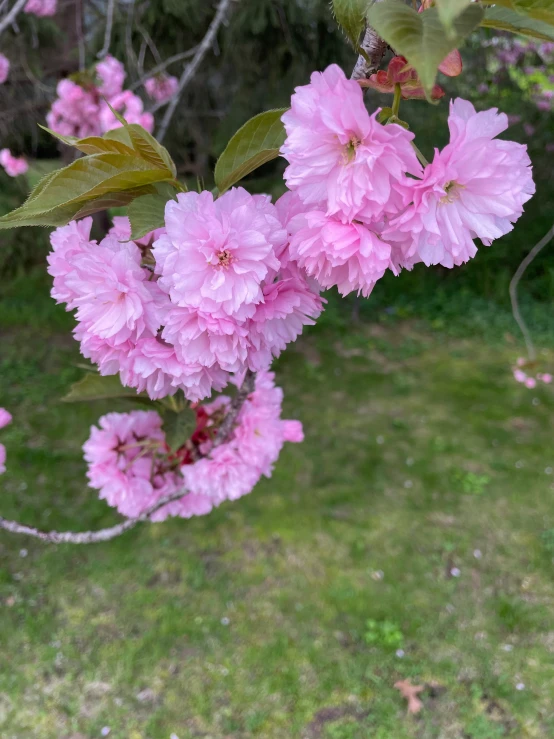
[394, 679, 424, 714]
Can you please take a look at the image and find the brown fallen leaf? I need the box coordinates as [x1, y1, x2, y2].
[394, 679, 424, 715]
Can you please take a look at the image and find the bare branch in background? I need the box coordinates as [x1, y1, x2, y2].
[0, 370, 256, 544]
[97, 0, 116, 59]
[76, 0, 86, 71]
[130, 48, 198, 91]
[0, 0, 28, 38]
[155, 0, 236, 143]
[509, 224, 554, 362]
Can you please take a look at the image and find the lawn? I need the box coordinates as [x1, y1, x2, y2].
[1, 272, 554, 739]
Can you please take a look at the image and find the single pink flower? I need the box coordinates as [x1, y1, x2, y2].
[0, 53, 10, 84]
[542, 373, 553, 384]
[513, 369, 527, 384]
[155, 188, 285, 319]
[281, 64, 422, 222]
[0, 149, 28, 177]
[144, 74, 179, 104]
[0, 408, 12, 429]
[525, 377, 537, 389]
[288, 210, 392, 296]
[387, 99, 535, 268]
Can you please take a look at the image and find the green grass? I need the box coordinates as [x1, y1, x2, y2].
[2, 273, 554, 738]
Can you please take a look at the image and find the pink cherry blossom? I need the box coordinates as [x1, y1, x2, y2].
[0, 53, 10, 84]
[0, 149, 28, 177]
[155, 188, 285, 318]
[24, 0, 57, 16]
[541, 373, 553, 384]
[288, 210, 392, 296]
[84, 410, 178, 519]
[247, 266, 324, 369]
[46, 79, 100, 138]
[99, 90, 154, 133]
[96, 55, 126, 99]
[525, 377, 537, 389]
[0, 408, 12, 476]
[47, 218, 96, 307]
[66, 235, 163, 345]
[387, 99, 535, 268]
[281, 64, 422, 222]
[144, 74, 179, 104]
[513, 368, 527, 384]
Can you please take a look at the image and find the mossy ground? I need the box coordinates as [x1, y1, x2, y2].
[1, 272, 554, 739]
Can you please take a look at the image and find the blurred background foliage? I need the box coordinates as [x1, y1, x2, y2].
[0, 0, 552, 312]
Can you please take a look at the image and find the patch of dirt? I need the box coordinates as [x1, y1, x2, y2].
[303, 704, 370, 738]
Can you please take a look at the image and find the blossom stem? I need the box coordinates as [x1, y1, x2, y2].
[410, 141, 429, 167]
[392, 84, 402, 117]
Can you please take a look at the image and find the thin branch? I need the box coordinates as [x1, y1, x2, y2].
[0, 0, 28, 38]
[76, 0, 86, 72]
[130, 48, 198, 91]
[509, 223, 554, 362]
[155, 0, 236, 143]
[0, 489, 190, 544]
[0, 370, 257, 544]
[97, 0, 116, 59]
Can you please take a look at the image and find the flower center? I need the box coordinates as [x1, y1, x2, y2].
[215, 249, 233, 269]
[439, 180, 464, 205]
[343, 135, 361, 163]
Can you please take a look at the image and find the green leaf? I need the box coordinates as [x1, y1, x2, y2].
[124, 124, 177, 176]
[435, 0, 472, 34]
[62, 374, 153, 405]
[481, 5, 554, 40]
[0, 153, 174, 230]
[512, 0, 554, 24]
[332, 0, 368, 47]
[163, 408, 197, 451]
[128, 182, 179, 240]
[367, 0, 483, 99]
[214, 109, 288, 194]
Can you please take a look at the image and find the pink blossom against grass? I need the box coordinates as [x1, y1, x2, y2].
[157, 189, 285, 319]
[95, 55, 126, 99]
[0, 407, 12, 470]
[24, 0, 57, 15]
[288, 210, 392, 296]
[387, 99, 535, 269]
[144, 74, 179, 103]
[0, 54, 10, 84]
[0, 150, 28, 177]
[83, 410, 180, 519]
[182, 371, 303, 501]
[281, 64, 422, 222]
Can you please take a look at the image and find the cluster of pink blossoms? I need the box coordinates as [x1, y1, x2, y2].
[24, 0, 57, 16]
[513, 358, 553, 389]
[84, 372, 303, 520]
[144, 74, 179, 104]
[47, 56, 153, 138]
[280, 65, 534, 296]
[47, 188, 324, 402]
[0, 408, 12, 475]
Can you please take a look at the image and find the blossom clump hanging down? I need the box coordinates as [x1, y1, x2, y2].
[0, 149, 28, 177]
[47, 55, 154, 138]
[47, 188, 324, 403]
[0, 408, 12, 475]
[279, 65, 534, 297]
[84, 372, 303, 520]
